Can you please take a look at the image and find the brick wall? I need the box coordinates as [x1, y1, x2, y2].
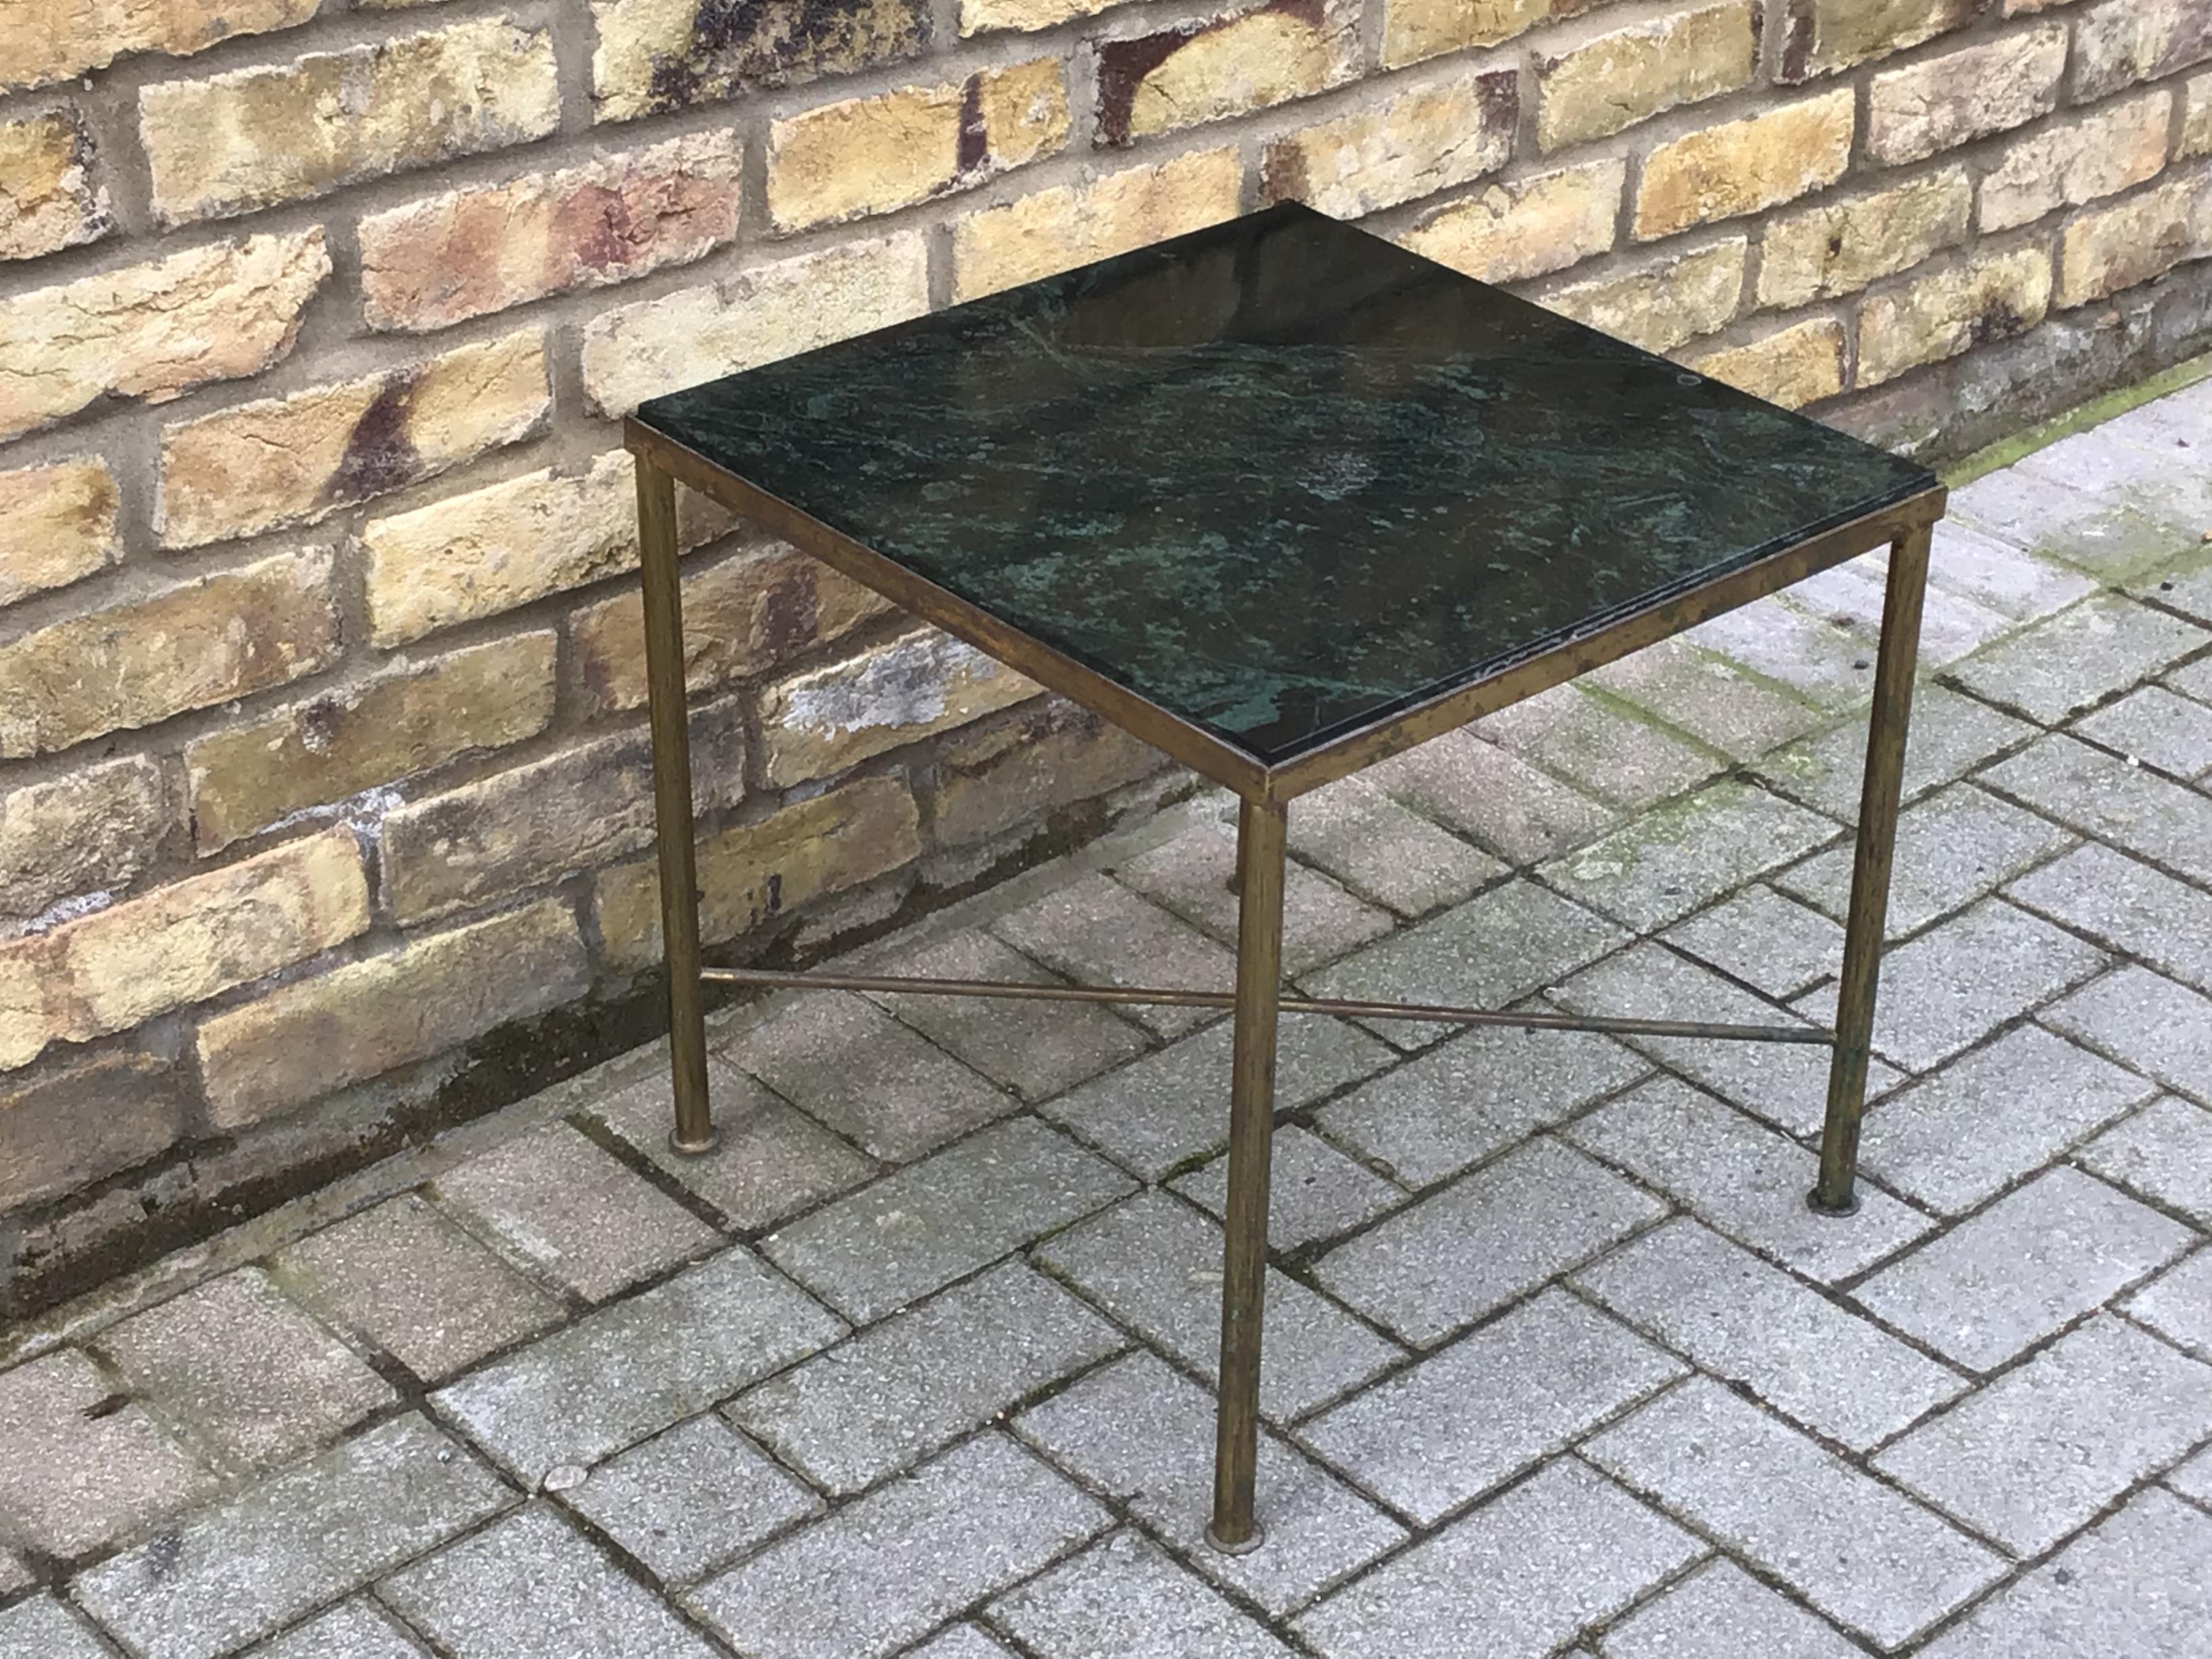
[2, 0, 2209, 1309]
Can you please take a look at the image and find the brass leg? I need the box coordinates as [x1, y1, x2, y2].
[636, 457, 716, 1156]
[1208, 796, 1287, 1554]
[1811, 522, 1931, 1214]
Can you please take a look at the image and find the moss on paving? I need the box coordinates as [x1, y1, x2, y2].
[1944, 352, 2212, 489]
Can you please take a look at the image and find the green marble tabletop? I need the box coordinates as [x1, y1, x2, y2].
[634, 203, 1935, 767]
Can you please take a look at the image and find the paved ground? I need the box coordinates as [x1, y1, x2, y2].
[7, 378, 2212, 1659]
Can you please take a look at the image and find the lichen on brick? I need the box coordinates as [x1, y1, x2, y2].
[592, 0, 930, 123]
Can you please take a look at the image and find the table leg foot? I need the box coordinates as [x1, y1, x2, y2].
[1204, 1521, 1269, 1557]
[1805, 1186, 1862, 1218]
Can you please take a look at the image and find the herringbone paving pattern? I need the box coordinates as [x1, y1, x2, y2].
[6, 380, 2212, 1656]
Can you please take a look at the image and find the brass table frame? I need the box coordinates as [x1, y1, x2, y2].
[627, 414, 1946, 1554]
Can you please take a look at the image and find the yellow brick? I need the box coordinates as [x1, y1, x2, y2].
[1382, 0, 1555, 68]
[592, 0, 926, 123]
[1757, 168, 1971, 309]
[1982, 91, 2173, 233]
[1535, 1, 1759, 152]
[1401, 160, 1622, 286]
[0, 756, 168, 926]
[157, 331, 548, 550]
[1633, 91, 1854, 241]
[0, 459, 118, 609]
[1095, 0, 1358, 145]
[1542, 237, 1746, 352]
[930, 702, 1164, 846]
[1262, 70, 1516, 219]
[2074, 0, 2212, 102]
[2057, 173, 2212, 310]
[2187, 73, 2212, 159]
[0, 0, 316, 92]
[1779, 0, 1979, 81]
[766, 60, 1067, 233]
[1865, 22, 2068, 167]
[0, 228, 327, 443]
[1685, 317, 1846, 408]
[951, 148, 1244, 302]
[0, 110, 108, 261]
[1858, 245, 2053, 386]
[962, 0, 1126, 28]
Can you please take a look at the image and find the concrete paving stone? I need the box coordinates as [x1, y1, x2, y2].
[1950, 468, 2185, 583]
[0, 1347, 211, 1559]
[96, 1267, 394, 1472]
[0, 1551, 28, 1597]
[2017, 427, 2212, 538]
[1597, 1559, 1860, 1659]
[271, 1195, 565, 1383]
[1303, 878, 1629, 1052]
[1662, 884, 1843, 999]
[760, 1116, 1135, 1324]
[244, 1600, 428, 1659]
[560, 1415, 821, 1586]
[2078, 1093, 2212, 1226]
[1285, 774, 1506, 917]
[381, 1502, 719, 1659]
[1793, 899, 2109, 1074]
[1918, 1487, 2212, 1659]
[1923, 517, 2098, 623]
[1042, 1015, 1393, 1180]
[1567, 1077, 1929, 1282]
[1113, 817, 1395, 975]
[1858, 1025, 2156, 1215]
[1982, 733, 2212, 887]
[2170, 1446, 2212, 1505]
[1853, 1166, 2194, 1372]
[586, 1058, 876, 1230]
[1299, 1289, 1684, 1525]
[726, 992, 1016, 1163]
[991, 872, 1237, 1038]
[1292, 1458, 1700, 1659]
[1362, 727, 1618, 865]
[691, 1433, 1109, 1659]
[2103, 377, 2212, 449]
[1012, 1350, 1404, 1617]
[729, 1260, 1122, 1496]
[0, 1599, 116, 1659]
[1950, 594, 2209, 724]
[1172, 1125, 1406, 1249]
[1756, 682, 2033, 823]
[1587, 634, 1835, 761]
[1313, 1136, 1664, 1347]
[2171, 651, 2212, 702]
[1551, 943, 1891, 1139]
[1313, 1023, 1650, 1189]
[1784, 556, 2012, 670]
[1586, 1376, 2003, 1649]
[430, 1246, 846, 1481]
[432, 1122, 719, 1302]
[1542, 781, 1839, 934]
[989, 1530, 1294, 1659]
[907, 1628, 1017, 1658]
[2006, 841, 2212, 999]
[2047, 966, 2212, 1106]
[2073, 684, 2212, 780]
[2141, 550, 2212, 628]
[1574, 1218, 1965, 1451]
[73, 1415, 512, 1659]
[1876, 1314, 2212, 1557]
[859, 929, 1147, 1103]
[1774, 783, 2075, 938]
[2125, 1246, 2212, 1359]
[1683, 595, 1874, 708]
[1475, 682, 1728, 809]
[1033, 1190, 1401, 1419]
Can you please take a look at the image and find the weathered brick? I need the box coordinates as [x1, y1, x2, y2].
[0, 457, 117, 608]
[1262, 70, 1516, 218]
[2057, 173, 2212, 309]
[197, 899, 590, 1128]
[0, 0, 316, 92]
[1858, 245, 2053, 387]
[0, 756, 168, 924]
[140, 19, 560, 226]
[1982, 91, 2172, 234]
[1634, 91, 1854, 240]
[761, 626, 1044, 787]
[1382, 0, 1559, 68]
[0, 1050, 184, 1210]
[570, 541, 891, 714]
[1866, 23, 2068, 167]
[360, 133, 743, 334]
[1757, 168, 1971, 308]
[596, 775, 920, 964]
[1685, 318, 1846, 409]
[2074, 0, 2212, 101]
[1534, 1, 1758, 152]
[1094, 0, 1358, 146]
[1542, 237, 1746, 352]
[0, 548, 339, 758]
[581, 232, 930, 414]
[158, 331, 549, 550]
[592, 0, 927, 123]
[0, 227, 327, 441]
[1780, 0, 1979, 82]
[0, 825, 368, 1071]
[381, 715, 743, 922]
[962, 0, 1127, 30]
[930, 699, 1164, 846]
[0, 109, 108, 261]
[767, 60, 1067, 233]
[186, 633, 558, 855]
[951, 148, 1243, 300]
[1400, 159, 1622, 285]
